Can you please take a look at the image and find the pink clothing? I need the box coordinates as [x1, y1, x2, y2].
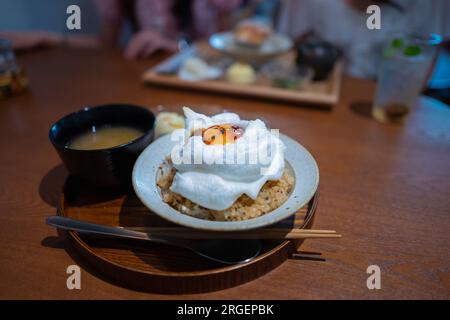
[96, 0, 242, 39]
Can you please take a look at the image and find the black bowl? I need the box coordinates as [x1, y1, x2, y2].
[296, 36, 340, 81]
[49, 104, 155, 188]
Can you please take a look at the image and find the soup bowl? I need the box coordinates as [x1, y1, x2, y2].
[49, 104, 155, 188]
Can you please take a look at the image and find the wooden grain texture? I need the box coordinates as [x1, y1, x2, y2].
[0, 48, 449, 299]
[57, 176, 317, 294]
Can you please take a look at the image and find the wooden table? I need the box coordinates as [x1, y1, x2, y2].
[1, 48, 449, 299]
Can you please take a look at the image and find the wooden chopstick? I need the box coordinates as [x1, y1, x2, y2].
[125, 227, 341, 240]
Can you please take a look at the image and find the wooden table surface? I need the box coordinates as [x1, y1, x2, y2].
[0, 48, 449, 299]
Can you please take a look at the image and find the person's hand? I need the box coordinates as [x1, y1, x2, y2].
[124, 29, 178, 59]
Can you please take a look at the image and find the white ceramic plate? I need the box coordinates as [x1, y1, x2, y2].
[132, 133, 319, 231]
[209, 31, 293, 64]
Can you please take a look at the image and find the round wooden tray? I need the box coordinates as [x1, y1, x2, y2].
[59, 176, 319, 294]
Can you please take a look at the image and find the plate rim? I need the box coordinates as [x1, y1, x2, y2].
[132, 133, 319, 231]
[208, 31, 294, 57]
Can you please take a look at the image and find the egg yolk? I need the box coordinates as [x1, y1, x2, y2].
[195, 124, 244, 145]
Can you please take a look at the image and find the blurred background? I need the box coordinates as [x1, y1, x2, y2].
[1, 0, 449, 106]
[0, 0, 100, 34]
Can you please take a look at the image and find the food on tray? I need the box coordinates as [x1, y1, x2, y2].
[68, 126, 144, 150]
[155, 112, 185, 138]
[260, 61, 314, 90]
[226, 62, 255, 84]
[157, 107, 293, 221]
[234, 20, 272, 47]
[178, 57, 222, 81]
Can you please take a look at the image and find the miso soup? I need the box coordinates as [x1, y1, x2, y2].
[68, 126, 144, 150]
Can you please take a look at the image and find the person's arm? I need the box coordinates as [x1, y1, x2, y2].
[124, 29, 178, 59]
[276, 0, 315, 42]
[0, 30, 63, 51]
[95, 0, 178, 59]
[210, 0, 243, 31]
[1, 0, 121, 53]
[0, 30, 102, 52]
[95, 0, 124, 47]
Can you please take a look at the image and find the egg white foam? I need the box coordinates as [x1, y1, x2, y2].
[169, 107, 285, 211]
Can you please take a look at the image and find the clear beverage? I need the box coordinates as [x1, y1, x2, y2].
[372, 34, 441, 123]
[0, 38, 28, 99]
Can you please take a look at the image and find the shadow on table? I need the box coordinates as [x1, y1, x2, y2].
[41, 230, 128, 289]
[39, 168, 144, 292]
[118, 195, 225, 273]
[349, 101, 373, 119]
[39, 164, 68, 208]
[291, 251, 326, 262]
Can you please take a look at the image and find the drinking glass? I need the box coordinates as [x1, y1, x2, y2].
[0, 38, 28, 99]
[372, 33, 441, 123]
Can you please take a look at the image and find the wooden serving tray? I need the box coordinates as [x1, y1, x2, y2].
[142, 44, 343, 107]
[58, 176, 318, 294]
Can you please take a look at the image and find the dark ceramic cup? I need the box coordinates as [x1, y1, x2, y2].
[296, 35, 340, 81]
[49, 104, 155, 188]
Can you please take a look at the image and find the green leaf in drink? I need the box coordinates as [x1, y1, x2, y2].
[384, 38, 404, 58]
[404, 45, 422, 56]
[391, 38, 403, 49]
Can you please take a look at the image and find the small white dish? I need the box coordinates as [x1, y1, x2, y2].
[178, 67, 222, 81]
[177, 57, 223, 81]
[132, 133, 319, 231]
